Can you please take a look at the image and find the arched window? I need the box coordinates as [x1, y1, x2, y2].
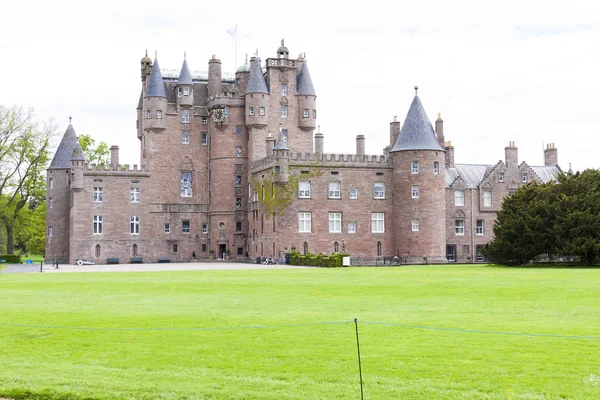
[334, 241, 339, 252]
[95, 244, 101, 258]
[133, 244, 138, 256]
[303, 242, 308, 255]
[377, 241, 382, 256]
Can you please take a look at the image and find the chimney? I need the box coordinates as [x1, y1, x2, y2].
[208, 55, 222, 96]
[505, 141, 518, 168]
[544, 142, 558, 166]
[314, 125, 324, 154]
[435, 113, 444, 145]
[110, 145, 119, 169]
[265, 132, 275, 156]
[390, 116, 400, 147]
[356, 135, 365, 157]
[444, 141, 454, 168]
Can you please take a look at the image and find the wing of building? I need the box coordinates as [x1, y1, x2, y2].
[45, 42, 562, 265]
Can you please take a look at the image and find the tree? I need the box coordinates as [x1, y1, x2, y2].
[78, 134, 110, 165]
[0, 106, 58, 254]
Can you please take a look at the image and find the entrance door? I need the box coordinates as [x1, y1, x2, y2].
[446, 245, 456, 262]
[219, 244, 226, 259]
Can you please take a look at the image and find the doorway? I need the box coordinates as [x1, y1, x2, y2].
[219, 244, 227, 259]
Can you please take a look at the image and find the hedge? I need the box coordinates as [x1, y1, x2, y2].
[289, 251, 350, 268]
[0, 254, 21, 263]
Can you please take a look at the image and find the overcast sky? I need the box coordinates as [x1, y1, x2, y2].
[1, 0, 599, 172]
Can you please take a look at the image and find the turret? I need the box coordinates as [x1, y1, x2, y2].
[544, 142, 558, 166]
[235, 54, 251, 94]
[143, 58, 167, 131]
[176, 56, 194, 107]
[245, 56, 269, 127]
[208, 55, 222, 96]
[390, 88, 446, 263]
[273, 124, 289, 184]
[296, 58, 316, 131]
[314, 126, 324, 154]
[140, 50, 152, 82]
[277, 39, 289, 59]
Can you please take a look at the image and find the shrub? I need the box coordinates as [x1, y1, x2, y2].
[0, 254, 21, 263]
[289, 251, 349, 268]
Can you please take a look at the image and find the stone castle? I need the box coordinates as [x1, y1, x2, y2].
[45, 41, 562, 264]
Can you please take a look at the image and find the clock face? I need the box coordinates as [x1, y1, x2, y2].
[213, 108, 225, 122]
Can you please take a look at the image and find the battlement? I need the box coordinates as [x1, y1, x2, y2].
[252, 152, 391, 173]
[83, 162, 149, 176]
[161, 68, 235, 83]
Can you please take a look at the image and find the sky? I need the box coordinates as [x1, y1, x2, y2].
[1, 0, 599, 172]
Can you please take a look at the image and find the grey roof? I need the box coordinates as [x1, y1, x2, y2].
[247, 57, 269, 94]
[49, 124, 85, 169]
[236, 56, 250, 73]
[296, 61, 316, 96]
[145, 58, 167, 98]
[177, 59, 193, 85]
[446, 164, 490, 188]
[137, 90, 143, 109]
[390, 95, 444, 152]
[274, 127, 289, 150]
[531, 166, 561, 183]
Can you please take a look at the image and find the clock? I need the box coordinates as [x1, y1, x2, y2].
[213, 108, 225, 123]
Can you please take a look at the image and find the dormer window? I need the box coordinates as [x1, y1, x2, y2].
[183, 87, 190, 96]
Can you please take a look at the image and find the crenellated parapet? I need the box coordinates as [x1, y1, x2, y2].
[83, 162, 150, 176]
[252, 152, 391, 173]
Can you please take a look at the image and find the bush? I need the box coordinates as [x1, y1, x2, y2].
[0, 254, 21, 263]
[289, 251, 349, 268]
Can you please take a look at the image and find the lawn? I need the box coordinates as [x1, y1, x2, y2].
[0, 265, 599, 399]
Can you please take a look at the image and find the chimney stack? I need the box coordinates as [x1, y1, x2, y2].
[265, 132, 275, 156]
[505, 141, 518, 168]
[444, 141, 454, 168]
[435, 113, 444, 145]
[390, 116, 400, 147]
[110, 145, 119, 169]
[544, 142, 558, 166]
[356, 135, 365, 157]
[314, 126, 324, 154]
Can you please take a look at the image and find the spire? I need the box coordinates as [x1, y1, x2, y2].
[177, 58, 193, 85]
[296, 60, 316, 96]
[390, 93, 444, 152]
[49, 123, 86, 169]
[274, 124, 289, 150]
[247, 57, 268, 94]
[145, 58, 167, 98]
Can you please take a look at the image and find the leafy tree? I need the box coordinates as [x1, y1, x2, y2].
[0, 106, 58, 254]
[78, 134, 110, 165]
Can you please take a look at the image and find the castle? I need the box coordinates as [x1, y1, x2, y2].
[45, 41, 562, 265]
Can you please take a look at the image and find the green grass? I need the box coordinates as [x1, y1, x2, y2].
[0, 265, 599, 399]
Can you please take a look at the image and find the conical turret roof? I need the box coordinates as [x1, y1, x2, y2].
[145, 58, 167, 98]
[247, 57, 268, 94]
[49, 124, 86, 169]
[274, 125, 289, 150]
[177, 59, 193, 85]
[390, 94, 444, 152]
[296, 61, 316, 96]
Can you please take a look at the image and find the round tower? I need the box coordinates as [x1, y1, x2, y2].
[176, 56, 194, 107]
[390, 89, 446, 263]
[245, 56, 270, 162]
[235, 54, 251, 94]
[296, 56, 316, 132]
[143, 58, 167, 132]
[273, 125, 290, 184]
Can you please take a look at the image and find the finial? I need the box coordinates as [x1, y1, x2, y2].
[438, 112, 441, 119]
[184, 51, 187, 60]
[317, 125, 321, 133]
[303, 52, 306, 59]
[155, 50, 157, 59]
[69, 116, 72, 124]
[145, 49, 148, 57]
[414, 85, 419, 95]
[255, 49, 259, 57]
[281, 38, 284, 46]
[245, 54, 248, 63]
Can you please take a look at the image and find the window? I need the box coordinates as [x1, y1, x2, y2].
[371, 213, 385, 233]
[182, 220, 190, 234]
[348, 221, 357, 233]
[235, 175, 242, 186]
[146, 110, 152, 119]
[281, 83, 287, 96]
[173, 244, 178, 253]
[455, 220, 465, 235]
[182, 109, 189, 123]
[156, 110, 162, 119]
[303, 109, 309, 118]
[522, 173, 528, 183]
[93, 216, 103, 234]
[329, 212, 342, 233]
[235, 147, 243, 157]
[499, 172, 504, 183]
[476, 220, 484, 235]
[130, 216, 140, 235]
[434, 161, 439, 175]
[412, 161, 419, 174]
[49, 178, 53, 189]
[412, 185, 419, 199]
[454, 190, 465, 206]
[236, 126, 242, 136]
[249, 107, 255, 116]
[259, 107, 265, 116]
[298, 181, 311, 198]
[412, 219, 419, 232]
[181, 172, 192, 197]
[224, 107, 229, 117]
[93, 187, 103, 202]
[182, 132, 190, 144]
[303, 242, 309, 255]
[201, 223, 208, 234]
[49, 197, 53, 209]
[201, 132, 208, 145]
[95, 244, 101, 258]
[476, 245, 486, 262]
[164, 223, 170, 234]
[273, 213, 276, 232]
[178, 87, 182, 97]
[328, 182, 341, 198]
[183, 87, 190, 96]
[313, 110, 316, 118]
[133, 244, 138, 256]
[349, 188, 358, 199]
[236, 198, 242, 209]
[334, 241, 339, 252]
[130, 188, 140, 203]
[275, 166, 280, 173]
[202, 117, 208, 125]
[374, 182, 385, 199]
[377, 241, 382, 256]
[236, 222, 242, 231]
[446, 245, 456, 262]
[48, 226, 53, 237]
[483, 190, 492, 207]
[280, 105, 288, 118]
[238, 247, 244, 255]
[299, 212, 311, 233]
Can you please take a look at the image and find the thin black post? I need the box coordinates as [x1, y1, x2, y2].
[40, 261, 43, 273]
[354, 318, 364, 400]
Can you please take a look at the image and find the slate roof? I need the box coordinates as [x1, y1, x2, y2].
[145, 59, 167, 98]
[531, 166, 561, 183]
[247, 57, 269, 94]
[296, 61, 316, 96]
[446, 164, 490, 188]
[177, 59, 193, 85]
[274, 127, 289, 150]
[390, 95, 444, 152]
[236, 55, 250, 73]
[137, 90, 143, 109]
[49, 124, 85, 169]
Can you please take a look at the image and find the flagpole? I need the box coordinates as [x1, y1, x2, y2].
[235, 23, 238, 70]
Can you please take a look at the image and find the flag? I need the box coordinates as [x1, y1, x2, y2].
[227, 24, 237, 37]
